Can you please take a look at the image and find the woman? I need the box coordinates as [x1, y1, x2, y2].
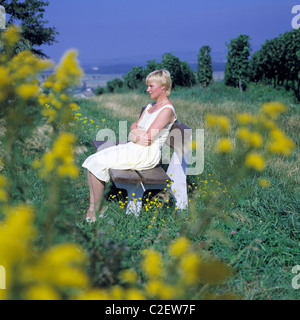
[82, 69, 176, 222]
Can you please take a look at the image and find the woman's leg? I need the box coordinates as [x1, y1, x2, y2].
[86, 169, 106, 220]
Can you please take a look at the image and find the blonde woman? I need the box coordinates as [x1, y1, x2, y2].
[82, 69, 176, 222]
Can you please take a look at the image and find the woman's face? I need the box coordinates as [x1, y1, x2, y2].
[146, 81, 165, 100]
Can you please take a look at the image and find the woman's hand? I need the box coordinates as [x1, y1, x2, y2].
[129, 128, 151, 146]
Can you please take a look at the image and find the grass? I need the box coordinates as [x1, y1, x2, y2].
[24, 81, 299, 299]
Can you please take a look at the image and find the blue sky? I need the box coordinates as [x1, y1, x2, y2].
[40, 0, 298, 65]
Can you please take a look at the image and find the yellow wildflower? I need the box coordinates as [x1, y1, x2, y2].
[168, 236, 190, 257]
[146, 279, 175, 299]
[0, 65, 12, 100]
[119, 269, 138, 284]
[141, 249, 163, 278]
[24, 285, 60, 300]
[258, 178, 271, 188]
[126, 288, 146, 300]
[3, 25, 20, 46]
[206, 114, 230, 133]
[267, 128, 295, 156]
[245, 152, 265, 171]
[179, 252, 202, 285]
[198, 258, 232, 284]
[260, 102, 288, 120]
[54, 50, 83, 92]
[237, 128, 263, 148]
[0, 175, 8, 201]
[33, 132, 79, 178]
[30, 243, 89, 289]
[236, 112, 254, 125]
[249, 132, 263, 148]
[215, 138, 233, 153]
[16, 83, 39, 100]
[77, 289, 110, 300]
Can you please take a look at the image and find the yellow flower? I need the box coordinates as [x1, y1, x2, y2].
[141, 249, 163, 278]
[179, 252, 202, 285]
[258, 178, 271, 188]
[236, 112, 254, 125]
[215, 138, 233, 153]
[198, 258, 232, 285]
[260, 102, 288, 120]
[237, 127, 251, 140]
[77, 289, 110, 300]
[168, 236, 190, 257]
[119, 269, 138, 284]
[267, 128, 295, 156]
[237, 128, 263, 148]
[109, 285, 125, 300]
[249, 132, 263, 148]
[24, 285, 60, 300]
[206, 114, 230, 133]
[3, 25, 20, 46]
[245, 152, 265, 171]
[0, 175, 8, 201]
[0, 66, 12, 101]
[54, 50, 83, 92]
[146, 279, 175, 299]
[16, 83, 39, 99]
[33, 132, 79, 178]
[31, 243, 89, 289]
[126, 288, 146, 300]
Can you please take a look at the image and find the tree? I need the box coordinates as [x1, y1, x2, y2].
[1, 0, 58, 57]
[106, 78, 123, 93]
[160, 53, 196, 88]
[123, 66, 144, 89]
[224, 34, 251, 91]
[248, 29, 300, 100]
[197, 45, 213, 87]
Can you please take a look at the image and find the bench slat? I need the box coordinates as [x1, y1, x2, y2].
[137, 166, 170, 185]
[109, 168, 142, 184]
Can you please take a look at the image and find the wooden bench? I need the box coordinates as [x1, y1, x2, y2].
[92, 106, 192, 216]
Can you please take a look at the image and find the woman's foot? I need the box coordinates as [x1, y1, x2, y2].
[86, 208, 96, 222]
[85, 206, 107, 222]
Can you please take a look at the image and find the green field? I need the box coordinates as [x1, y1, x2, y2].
[2, 78, 299, 300]
[64, 82, 299, 299]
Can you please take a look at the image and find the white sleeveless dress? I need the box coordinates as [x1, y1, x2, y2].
[82, 104, 176, 182]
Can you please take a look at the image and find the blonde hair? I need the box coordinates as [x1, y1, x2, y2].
[146, 69, 172, 97]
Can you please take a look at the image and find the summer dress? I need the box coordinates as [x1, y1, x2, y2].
[82, 104, 177, 182]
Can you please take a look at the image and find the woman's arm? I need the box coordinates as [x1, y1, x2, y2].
[130, 108, 175, 146]
[129, 122, 138, 131]
[129, 128, 150, 145]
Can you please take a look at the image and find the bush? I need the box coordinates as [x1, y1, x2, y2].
[95, 86, 105, 95]
[106, 78, 124, 93]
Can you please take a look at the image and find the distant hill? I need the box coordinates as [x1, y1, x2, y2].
[83, 61, 226, 75]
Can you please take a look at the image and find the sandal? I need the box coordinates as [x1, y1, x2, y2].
[85, 206, 108, 222]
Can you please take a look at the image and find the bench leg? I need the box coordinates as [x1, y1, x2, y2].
[126, 184, 145, 217]
[112, 181, 144, 217]
[167, 152, 189, 210]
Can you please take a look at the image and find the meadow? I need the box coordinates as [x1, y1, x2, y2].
[67, 82, 299, 299]
[0, 28, 299, 299]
